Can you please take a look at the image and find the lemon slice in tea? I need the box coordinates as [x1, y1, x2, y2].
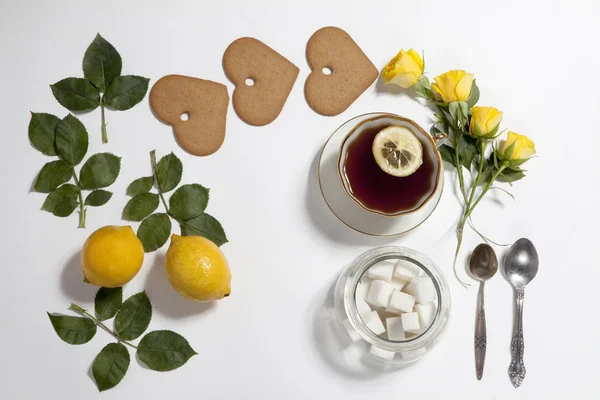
[372, 126, 423, 177]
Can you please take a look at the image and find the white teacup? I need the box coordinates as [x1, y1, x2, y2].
[337, 113, 446, 223]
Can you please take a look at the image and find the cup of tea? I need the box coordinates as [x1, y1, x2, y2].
[337, 114, 446, 223]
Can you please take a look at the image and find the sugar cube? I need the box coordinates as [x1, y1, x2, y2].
[401, 312, 421, 333]
[410, 277, 436, 303]
[386, 290, 416, 314]
[414, 302, 437, 331]
[356, 298, 372, 316]
[393, 259, 422, 281]
[386, 317, 406, 341]
[367, 262, 394, 281]
[356, 277, 371, 301]
[402, 282, 416, 296]
[342, 319, 361, 342]
[369, 345, 395, 361]
[366, 280, 393, 309]
[362, 310, 386, 335]
[389, 277, 407, 291]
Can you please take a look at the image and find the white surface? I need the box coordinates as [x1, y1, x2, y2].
[1, 0, 599, 398]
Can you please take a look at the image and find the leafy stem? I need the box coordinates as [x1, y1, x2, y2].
[453, 131, 468, 202]
[71, 170, 86, 228]
[453, 163, 508, 286]
[68, 303, 138, 349]
[467, 139, 487, 206]
[149, 150, 173, 219]
[100, 100, 107, 144]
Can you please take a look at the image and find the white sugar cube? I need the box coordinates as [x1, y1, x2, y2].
[369, 345, 395, 361]
[402, 282, 416, 296]
[367, 262, 394, 281]
[356, 298, 372, 316]
[362, 310, 386, 335]
[386, 290, 416, 314]
[393, 259, 422, 281]
[410, 277, 436, 303]
[414, 302, 437, 330]
[342, 319, 361, 342]
[401, 312, 421, 333]
[390, 277, 407, 291]
[356, 278, 371, 301]
[366, 280, 393, 309]
[386, 317, 406, 341]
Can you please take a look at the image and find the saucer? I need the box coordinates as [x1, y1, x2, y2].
[318, 112, 444, 236]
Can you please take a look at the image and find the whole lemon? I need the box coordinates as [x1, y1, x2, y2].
[165, 234, 231, 301]
[81, 226, 144, 288]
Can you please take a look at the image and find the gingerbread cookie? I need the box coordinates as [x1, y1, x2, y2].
[149, 75, 229, 156]
[305, 27, 378, 116]
[223, 37, 299, 126]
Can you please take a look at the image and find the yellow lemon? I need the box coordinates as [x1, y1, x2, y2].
[165, 235, 231, 302]
[82, 226, 144, 288]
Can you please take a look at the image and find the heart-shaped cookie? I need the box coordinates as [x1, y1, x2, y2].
[223, 37, 299, 126]
[149, 75, 229, 156]
[305, 27, 378, 116]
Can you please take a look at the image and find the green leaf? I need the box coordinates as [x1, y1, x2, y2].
[103, 75, 149, 111]
[156, 152, 183, 192]
[180, 213, 228, 246]
[122, 193, 160, 222]
[42, 184, 80, 217]
[55, 114, 89, 166]
[461, 148, 475, 171]
[83, 33, 122, 92]
[47, 313, 97, 345]
[50, 77, 100, 111]
[92, 343, 129, 392]
[115, 291, 152, 340]
[137, 330, 197, 372]
[127, 176, 154, 196]
[85, 190, 113, 206]
[438, 144, 457, 167]
[79, 153, 121, 190]
[466, 80, 480, 108]
[498, 168, 526, 183]
[137, 213, 172, 252]
[34, 160, 73, 193]
[94, 287, 123, 321]
[28, 112, 60, 156]
[169, 184, 209, 221]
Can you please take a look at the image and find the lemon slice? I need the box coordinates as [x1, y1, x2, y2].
[372, 126, 423, 177]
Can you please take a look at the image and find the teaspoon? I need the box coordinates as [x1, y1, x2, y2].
[469, 243, 498, 380]
[503, 238, 539, 388]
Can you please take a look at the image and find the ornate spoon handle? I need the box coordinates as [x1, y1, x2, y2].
[474, 281, 487, 380]
[509, 287, 526, 387]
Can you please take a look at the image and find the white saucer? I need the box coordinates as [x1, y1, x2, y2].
[318, 112, 444, 236]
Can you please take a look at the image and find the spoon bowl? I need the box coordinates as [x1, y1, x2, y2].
[504, 238, 539, 289]
[470, 243, 498, 282]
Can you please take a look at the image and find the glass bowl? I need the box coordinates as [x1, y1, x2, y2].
[333, 246, 451, 365]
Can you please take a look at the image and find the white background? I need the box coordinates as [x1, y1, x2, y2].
[1, 0, 599, 398]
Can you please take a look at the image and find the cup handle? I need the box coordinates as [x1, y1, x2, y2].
[432, 133, 448, 147]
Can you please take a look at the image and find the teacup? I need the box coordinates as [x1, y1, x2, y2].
[337, 114, 446, 221]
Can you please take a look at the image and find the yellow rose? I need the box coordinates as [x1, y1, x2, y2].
[498, 131, 536, 161]
[431, 70, 474, 103]
[381, 49, 424, 88]
[470, 106, 503, 137]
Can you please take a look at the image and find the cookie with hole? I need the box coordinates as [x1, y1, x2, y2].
[149, 75, 229, 156]
[223, 37, 299, 126]
[305, 26, 378, 116]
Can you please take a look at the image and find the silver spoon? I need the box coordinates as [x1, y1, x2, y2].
[503, 238, 539, 388]
[469, 243, 498, 380]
